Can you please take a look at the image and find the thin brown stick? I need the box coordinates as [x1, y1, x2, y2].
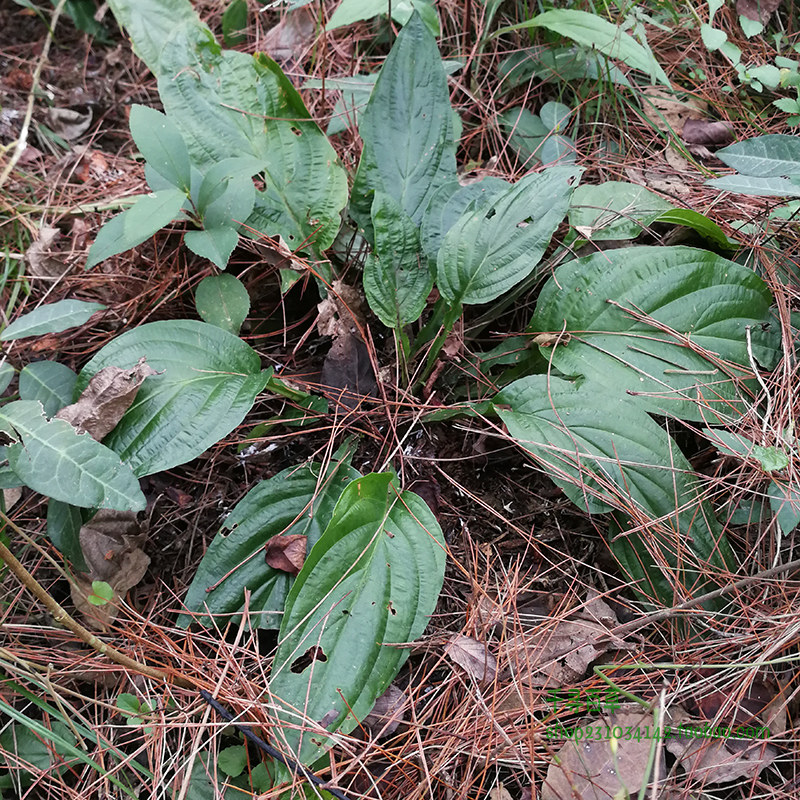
[0, 511, 195, 690]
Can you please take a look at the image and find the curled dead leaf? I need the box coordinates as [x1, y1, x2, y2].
[56, 357, 157, 441]
[70, 509, 149, 630]
[46, 106, 93, 141]
[682, 118, 735, 146]
[265, 533, 307, 576]
[320, 330, 377, 411]
[25, 226, 65, 278]
[444, 633, 498, 683]
[363, 683, 407, 738]
[641, 88, 706, 133]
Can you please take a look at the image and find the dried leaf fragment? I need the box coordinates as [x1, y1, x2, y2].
[265, 534, 307, 576]
[682, 118, 735, 146]
[25, 226, 64, 278]
[444, 633, 498, 683]
[737, 0, 781, 24]
[56, 357, 157, 441]
[363, 683, 407, 737]
[542, 710, 665, 800]
[46, 106, 93, 141]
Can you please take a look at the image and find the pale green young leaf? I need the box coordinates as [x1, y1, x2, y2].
[123, 188, 187, 241]
[2, 300, 106, 341]
[129, 104, 192, 192]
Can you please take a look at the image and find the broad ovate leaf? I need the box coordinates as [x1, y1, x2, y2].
[350, 12, 457, 237]
[363, 192, 432, 328]
[184, 227, 240, 269]
[178, 455, 361, 630]
[531, 246, 780, 422]
[74, 320, 271, 476]
[496, 376, 735, 603]
[0, 401, 145, 511]
[269, 473, 446, 766]
[437, 167, 581, 306]
[2, 300, 106, 341]
[716, 133, 800, 177]
[157, 29, 347, 253]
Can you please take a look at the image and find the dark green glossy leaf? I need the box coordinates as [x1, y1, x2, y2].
[270, 473, 446, 766]
[178, 455, 360, 630]
[531, 246, 780, 423]
[46, 499, 88, 570]
[75, 320, 271, 476]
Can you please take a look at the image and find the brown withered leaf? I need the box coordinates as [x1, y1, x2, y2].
[500, 592, 636, 688]
[25, 226, 65, 278]
[444, 633, 498, 683]
[665, 707, 777, 784]
[682, 118, 735, 146]
[46, 106, 93, 141]
[737, 0, 781, 24]
[316, 280, 365, 338]
[70, 509, 149, 630]
[542, 710, 665, 800]
[641, 88, 706, 133]
[56, 357, 157, 441]
[259, 6, 316, 70]
[265, 534, 307, 576]
[320, 330, 377, 411]
[363, 683, 407, 738]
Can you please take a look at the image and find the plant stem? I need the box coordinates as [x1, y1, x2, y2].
[0, 511, 195, 690]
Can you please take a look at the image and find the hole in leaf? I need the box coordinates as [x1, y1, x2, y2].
[485, 208, 496, 219]
[388, 602, 397, 616]
[291, 127, 302, 136]
[290, 646, 328, 673]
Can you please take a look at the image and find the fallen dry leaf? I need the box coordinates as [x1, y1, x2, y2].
[56, 357, 157, 441]
[46, 106, 93, 141]
[363, 683, 407, 738]
[488, 784, 513, 800]
[316, 280, 365, 338]
[542, 710, 665, 800]
[737, 0, 781, 24]
[25, 226, 65, 278]
[682, 118, 735, 146]
[265, 534, 307, 576]
[641, 88, 707, 133]
[320, 330, 377, 411]
[70, 509, 150, 629]
[444, 633, 498, 683]
[500, 593, 636, 688]
[259, 6, 317, 69]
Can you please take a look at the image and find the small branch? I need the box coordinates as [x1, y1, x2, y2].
[0, 511, 195, 690]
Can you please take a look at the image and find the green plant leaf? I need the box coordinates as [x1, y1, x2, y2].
[716, 134, 800, 177]
[270, 473, 446, 766]
[540, 100, 572, 132]
[88, 580, 114, 605]
[221, 0, 247, 46]
[419, 177, 508, 260]
[104, 0, 209, 73]
[123, 188, 187, 241]
[540, 135, 577, 165]
[196, 157, 264, 217]
[218, 746, 247, 778]
[569, 181, 673, 240]
[155, 29, 347, 253]
[327, 0, 438, 33]
[18, 361, 77, 417]
[0, 401, 146, 510]
[531, 246, 780, 422]
[2, 300, 106, 341]
[496, 376, 735, 604]
[178, 455, 360, 630]
[701, 23, 728, 50]
[116, 692, 141, 716]
[654, 208, 733, 248]
[703, 429, 790, 472]
[184, 227, 240, 269]
[129, 104, 192, 192]
[74, 320, 271, 476]
[706, 174, 800, 196]
[0, 720, 79, 784]
[0, 362, 15, 394]
[437, 166, 581, 306]
[497, 107, 548, 164]
[768, 481, 800, 532]
[351, 12, 457, 239]
[495, 9, 670, 87]
[363, 193, 432, 328]
[46, 499, 89, 570]
[195, 274, 250, 334]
